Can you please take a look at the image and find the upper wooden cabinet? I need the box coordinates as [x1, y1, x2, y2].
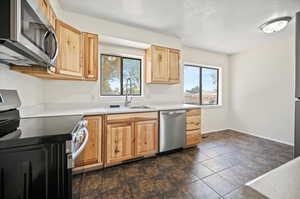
[56, 20, 83, 77]
[82, 32, 99, 81]
[168, 49, 180, 83]
[48, 6, 57, 30]
[75, 116, 103, 168]
[37, 0, 56, 30]
[37, 0, 49, 18]
[146, 46, 169, 83]
[146, 45, 181, 84]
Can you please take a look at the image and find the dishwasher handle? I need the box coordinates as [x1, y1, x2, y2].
[161, 110, 186, 116]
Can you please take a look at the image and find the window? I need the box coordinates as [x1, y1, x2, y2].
[101, 54, 142, 96]
[184, 65, 219, 105]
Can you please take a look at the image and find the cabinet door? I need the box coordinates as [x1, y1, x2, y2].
[37, 0, 49, 18]
[75, 116, 102, 167]
[56, 20, 83, 77]
[48, 6, 57, 30]
[82, 33, 99, 81]
[186, 115, 201, 131]
[135, 120, 158, 157]
[186, 129, 202, 146]
[151, 46, 169, 82]
[169, 49, 180, 83]
[106, 123, 134, 164]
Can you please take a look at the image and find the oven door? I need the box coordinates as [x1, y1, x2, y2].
[10, 0, 52, 64]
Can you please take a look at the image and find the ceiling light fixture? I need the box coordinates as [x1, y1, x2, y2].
[259, 16, 292, 33]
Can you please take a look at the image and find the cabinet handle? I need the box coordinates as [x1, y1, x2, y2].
[115, 149, 120, 153]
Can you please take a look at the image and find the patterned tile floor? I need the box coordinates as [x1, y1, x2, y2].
[73, 130, 294, 199]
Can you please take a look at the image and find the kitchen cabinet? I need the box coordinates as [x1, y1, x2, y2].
[106, 122, 135, 165]
[135, 120, 158, 157]
[0, 143, 71, 199]
[75, 116, 103, 170]
[105, 112, 158, 166]
[37, 0, 56, 30]
[186, 109, 202, 147]
[48, 6, 57, 30]
[168, 49, 180, 83]
[146, 45, 169, 83]
[146, 45, 180, 84]
[37, 0, 49, 18]
[56, 20, 83, 77]
[82, 32, 99, 81]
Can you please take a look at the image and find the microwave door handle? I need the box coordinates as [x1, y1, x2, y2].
[42, 30, 50, 51]
[42, 29, 59, 64]
[50, 30, 59, 64]
[72, 127, 89, 160]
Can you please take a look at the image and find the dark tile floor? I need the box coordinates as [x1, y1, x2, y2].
[73, 130, 294, 199]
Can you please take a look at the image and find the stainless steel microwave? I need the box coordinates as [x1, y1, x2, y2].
[0, 0, 58, 70]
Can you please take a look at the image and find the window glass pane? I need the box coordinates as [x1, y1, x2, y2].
[202, 68, 218, 105]
[184, 66, 200, 104]
[122, 58, 141, 95]
[101, 55, 121, 95]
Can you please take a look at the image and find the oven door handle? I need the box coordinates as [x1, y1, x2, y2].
[72, 127, 89, 160]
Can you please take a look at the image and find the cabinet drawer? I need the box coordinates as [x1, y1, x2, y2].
[106, 112, 158, 123]
[187, 109, 201, 116]
[186, 115, 201, 130]
[186, 130, 201, 146]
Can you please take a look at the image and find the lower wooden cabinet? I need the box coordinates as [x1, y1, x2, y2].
[186, 129, 202, 146]
[75, 116, 102, 169]
[106, 122, 135, 164]
[135, 120, 158, 157]
[105, 112, 158, 166]
[186, 109, 202, 147]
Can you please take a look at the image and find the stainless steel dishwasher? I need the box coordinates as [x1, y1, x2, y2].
[159, 110, 186, 152]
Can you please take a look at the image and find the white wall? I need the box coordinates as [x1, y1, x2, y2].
[183, 47, 230, 133]
[0, 64, 43, 107]
[229, 36, 295, 145]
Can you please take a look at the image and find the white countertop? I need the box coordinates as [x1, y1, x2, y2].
[20, 103, 202, 118]
[247, 157, 300, 199]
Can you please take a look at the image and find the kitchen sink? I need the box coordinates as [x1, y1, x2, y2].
[129, 106, 152, 109]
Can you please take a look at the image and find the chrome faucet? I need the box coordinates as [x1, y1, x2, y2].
[124, 78, 133, 107]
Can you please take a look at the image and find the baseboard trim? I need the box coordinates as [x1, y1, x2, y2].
[202, 129, 230, 134]
[230, 128, 294, 146]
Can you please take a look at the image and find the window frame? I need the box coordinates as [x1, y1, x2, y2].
[100, 54, 142, 97]
[184, 64, 220, 106]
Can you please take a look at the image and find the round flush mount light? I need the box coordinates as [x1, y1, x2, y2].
[259, 16, 292, 33]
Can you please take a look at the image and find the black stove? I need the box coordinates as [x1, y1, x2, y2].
[0, 89, 88, 199]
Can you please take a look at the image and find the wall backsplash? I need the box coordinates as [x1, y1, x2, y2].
[0, 63, 44, 107]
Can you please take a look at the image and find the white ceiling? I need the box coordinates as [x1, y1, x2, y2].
[59, 0, 300, 54]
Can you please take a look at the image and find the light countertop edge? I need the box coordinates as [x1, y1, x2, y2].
[20, 104, 202, 118]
